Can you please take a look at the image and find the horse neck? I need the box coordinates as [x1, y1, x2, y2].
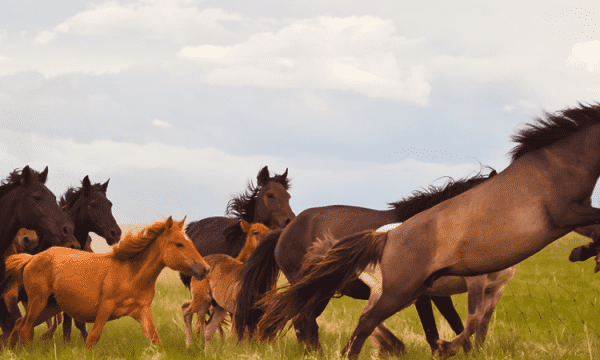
[64, 207, 90, 248]
[0, 196, 23, 256]
[537, 127, 600, 194]
[124, 238, 166, 290]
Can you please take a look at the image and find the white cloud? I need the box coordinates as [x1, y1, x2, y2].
[152, 119, 173, 128]
[179, 16, 431, 104]
[33, 1, 241, 44]
[567, 41, 600, 73]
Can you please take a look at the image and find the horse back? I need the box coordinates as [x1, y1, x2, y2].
[186, 217, 243, 257]
[275, 205, 396, 280]
[204, 254, 243, 313]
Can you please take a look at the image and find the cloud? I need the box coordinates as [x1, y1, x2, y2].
[567, 40, 600, 73]
[152, 119, 172, 128]
[33, 1, 241, 44]
[179, 16, 431, 104]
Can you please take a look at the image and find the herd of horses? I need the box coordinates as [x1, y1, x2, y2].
[1, 102, 600, 359]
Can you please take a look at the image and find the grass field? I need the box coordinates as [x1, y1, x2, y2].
[2, 230, 600, 359]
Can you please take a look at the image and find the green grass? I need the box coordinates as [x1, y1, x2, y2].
[3, 232, 600, 359]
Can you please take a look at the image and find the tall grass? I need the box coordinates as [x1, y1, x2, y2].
[2, 232, 600, 359]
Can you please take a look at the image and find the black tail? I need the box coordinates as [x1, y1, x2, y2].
[233, 229, 283, 340]
[257, 230, 388, 341]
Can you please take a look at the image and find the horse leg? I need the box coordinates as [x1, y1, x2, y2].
[86, 302, 115, 349]
[74, 319, 88, 341]
[370, 324, 406, 358]
[475, 284, 505, 347]
[41, 314, 59, 340]
[436, 276, 485, 359]
[12, 293, 51, 347]
[342, 292, 413, 360]
[204, 306, 227, 342]
[414, 295, 440, 352]
[62, 313, 73, 341]
[432, 296, 472, 353]
[291, 297, 330, 352]
[135, 306, 162, 350]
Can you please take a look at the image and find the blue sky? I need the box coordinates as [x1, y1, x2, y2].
[1, 0, 600, 228]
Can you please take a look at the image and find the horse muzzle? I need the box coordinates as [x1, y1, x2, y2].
[189, 261, 211, 281]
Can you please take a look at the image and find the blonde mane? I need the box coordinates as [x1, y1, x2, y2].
[111, 219, 170, 261]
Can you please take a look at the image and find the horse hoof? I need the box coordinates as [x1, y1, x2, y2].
[434, 340, 459, 360]
[569, 246, 585, 262]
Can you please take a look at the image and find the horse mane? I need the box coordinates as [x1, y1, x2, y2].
[388, 167, 496, 222]
[59, 181, 105, 210]
[509, 102, 600, 162]
[111, 220, 169, 260]
[225, 168, 291, 222]
[0, 167, 46, 200]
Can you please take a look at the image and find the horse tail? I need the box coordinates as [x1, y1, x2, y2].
[257, 230, 388, 341]
[1, 254, 33, 297]
[233, 229, 282, 340]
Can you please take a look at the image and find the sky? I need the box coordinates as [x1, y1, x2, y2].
[2, 0, 600, 244]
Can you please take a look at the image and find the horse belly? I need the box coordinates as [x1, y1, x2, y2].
[52, 259, 106, 322]
[423, 276, 467, 297]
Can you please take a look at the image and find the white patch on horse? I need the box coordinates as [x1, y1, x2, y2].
[359, 223, 403, 299]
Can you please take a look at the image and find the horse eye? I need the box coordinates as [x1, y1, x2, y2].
[176, 243, 184, 248]
[266, 193, 275, 199]
[253, 231, 260, 236]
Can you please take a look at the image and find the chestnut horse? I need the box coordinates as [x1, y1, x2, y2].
[6, 216, 210, 349]
[252, 103, 600, 359]
[180, 166, 294, 289]
[234, 169, 497, 356]
[182, 221, 270, 346]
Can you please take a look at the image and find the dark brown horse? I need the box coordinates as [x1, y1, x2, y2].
[0, 166, 73, 335]
[234, 168, 497, 356]
[52, 175, 122, 342]
[179, 166, 294, 288]
[251, 103, 600, 359]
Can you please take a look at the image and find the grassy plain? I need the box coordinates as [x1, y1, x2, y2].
[1, 230, 600, 359]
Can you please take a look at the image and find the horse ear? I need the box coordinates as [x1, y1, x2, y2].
[281, 168, 288, 180]
[240, 220, 250, 233]
[257, 166, 270, 187]
[489, 170, 497, 177]
[101, 179, 110, 194]
[39, 167, 49, 184]
[178, 216, 186, 229]
[20, 166, 32, 186]
[166, 216, 173, 228]
[82, 176, 92, 196]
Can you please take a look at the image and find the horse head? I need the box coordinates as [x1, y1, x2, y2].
[10, 166, 73, 247]
[254, 167, 295, 229]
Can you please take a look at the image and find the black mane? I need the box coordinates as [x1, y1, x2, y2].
[0, 167, 46, 200]
[388, 167, 496, 222]
[509, 102, 600, 162]
[59, 182, 105, 210]
[225, 168, 291, 222]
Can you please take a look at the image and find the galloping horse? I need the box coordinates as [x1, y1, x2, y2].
[251, 103, 600, 359]
[6, 216, 210, 349]
[0, 166, 73, 335]
[261, 228, 518, 359]
[180, 166, 294, 289]
[234, 169, 497, 356]
[182, 221, 270, 346]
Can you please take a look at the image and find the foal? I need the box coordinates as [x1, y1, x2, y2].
[6, 216, 210, 349]
[182, 221, 269, 346]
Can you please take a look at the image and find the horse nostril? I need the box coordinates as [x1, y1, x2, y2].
[62, 225, 70, 236]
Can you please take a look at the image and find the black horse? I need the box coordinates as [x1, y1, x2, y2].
[180, 166, 295, 288]
[234, 168, 496, 356]
[55, 176, 122, 342]
[0, 166, 73, 335]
